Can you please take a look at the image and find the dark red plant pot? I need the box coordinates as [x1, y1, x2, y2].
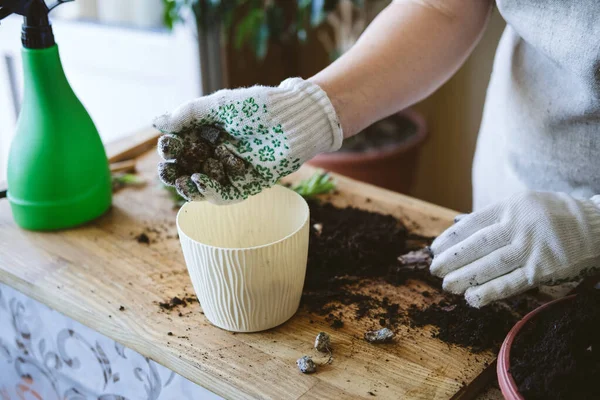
[497, 295, 577, 400]
[308, 108, 427, 194]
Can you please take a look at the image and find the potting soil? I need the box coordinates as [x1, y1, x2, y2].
[509, 287, 600, 400]
[303, 200, 525, 353]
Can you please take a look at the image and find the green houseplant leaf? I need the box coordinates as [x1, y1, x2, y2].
[161, 0, 338, 60]
[292, 171, 336, 198]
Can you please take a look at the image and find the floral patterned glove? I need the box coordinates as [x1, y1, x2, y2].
[153, 78, 343, 205]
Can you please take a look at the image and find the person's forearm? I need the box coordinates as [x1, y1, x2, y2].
[309, 0, 493, 138]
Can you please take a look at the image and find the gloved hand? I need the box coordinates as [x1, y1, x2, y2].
[430, 191, 600, 307]
[153, 78, 343, 204]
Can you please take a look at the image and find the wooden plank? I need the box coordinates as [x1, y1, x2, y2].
[105, 126, 160, 163]
[110, 159, 137, 174]
[0, 149, 509, 400]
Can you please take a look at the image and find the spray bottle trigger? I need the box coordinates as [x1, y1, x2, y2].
[0, 0, 24, 20]
[48, 0, 74, 13]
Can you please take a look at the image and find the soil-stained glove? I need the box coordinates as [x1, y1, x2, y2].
[430, 191, 600, 308]
[154, 78, 343, 205]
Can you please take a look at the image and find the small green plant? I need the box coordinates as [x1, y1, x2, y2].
[291, 171, 336, 198]
[111, 173, 146, 191]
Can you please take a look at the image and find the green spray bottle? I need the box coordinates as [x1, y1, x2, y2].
[2, 0, 112, 230]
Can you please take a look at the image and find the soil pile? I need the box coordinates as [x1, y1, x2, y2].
[303, 200, 425, 290]
[302, 200, 525, 352]
[301, 200, 431, 319]
[408, 298, 518, 352]
[510, 288, 600, 400]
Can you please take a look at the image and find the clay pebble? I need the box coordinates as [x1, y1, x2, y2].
[157, 134, 183, 161]
[214, 144, 230, 160]
[364, 328, 395, 344]
[222, 154, 246, 176]
[215, 144, 246, 176]
[179, 140, 212, 172]
[198, 125, 222, 144]
[296, 356, 317, 374]
[314, 332, 332, 353]
[175, 176, 203, 201]
[158, 124, 248, 196]
[202, 158, 227, 184]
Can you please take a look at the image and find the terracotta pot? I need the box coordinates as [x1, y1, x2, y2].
[308, 108, 427, 193]
[497, 295, 577, 400]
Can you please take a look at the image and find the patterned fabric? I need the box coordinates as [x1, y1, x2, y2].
[0, 283, 222, 400]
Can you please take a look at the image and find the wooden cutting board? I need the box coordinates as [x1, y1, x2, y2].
[0, 149, 505, 400]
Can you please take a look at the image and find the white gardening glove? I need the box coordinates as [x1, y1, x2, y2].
[153, 78, 343, 204]
[430, 191, 600, 308]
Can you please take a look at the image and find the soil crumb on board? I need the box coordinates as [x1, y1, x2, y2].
[158, 296, 198, 311]
[133, 222, 179, 245]
[135, 233, 150, 244]
[509, 288, 600, 400]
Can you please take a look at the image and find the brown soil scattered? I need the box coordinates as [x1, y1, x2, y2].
[330, 319, 344, 329]
[510, 288, 600, 400]
[302, 200, 432, 318]
[301, 200, 431, 325]
[134, 222, 178, 245]
[408, 298, 518, 353]
[158, 296, 198, 311]
[135, 233, 150, 244]
[302, 200, 531, 353]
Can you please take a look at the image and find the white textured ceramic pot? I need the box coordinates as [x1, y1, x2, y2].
[177, 185, 310, 332]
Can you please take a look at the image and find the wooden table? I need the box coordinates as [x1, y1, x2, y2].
[0, 149, 509, 400]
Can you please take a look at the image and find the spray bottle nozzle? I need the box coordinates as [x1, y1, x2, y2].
[0, 0, 27, 21]
[0, 0, 74, 48]
[1, 0, 74, 20]
[47, 0, 74, 12]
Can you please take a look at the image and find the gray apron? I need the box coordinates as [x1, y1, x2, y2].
[472, 0, 600, 209]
